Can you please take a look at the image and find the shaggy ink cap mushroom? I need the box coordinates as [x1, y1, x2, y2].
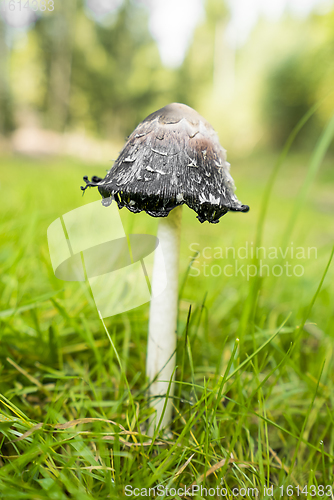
[81, 103, 249, 223]
[81, 103, 249, 434]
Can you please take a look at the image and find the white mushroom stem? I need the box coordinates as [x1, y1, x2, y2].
[146, 205, 183, 435]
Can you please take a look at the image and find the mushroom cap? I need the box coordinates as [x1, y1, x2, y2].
[82, 103, 249, 223]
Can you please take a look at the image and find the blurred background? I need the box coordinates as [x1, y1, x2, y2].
[1, 0, 334, 158]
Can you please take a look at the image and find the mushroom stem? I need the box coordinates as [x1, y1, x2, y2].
[146, 205, 183, 435]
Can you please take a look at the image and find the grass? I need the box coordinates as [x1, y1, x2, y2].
[0, 136, 334, 499]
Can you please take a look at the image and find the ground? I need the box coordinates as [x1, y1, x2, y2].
[0, 149, 333, 499]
